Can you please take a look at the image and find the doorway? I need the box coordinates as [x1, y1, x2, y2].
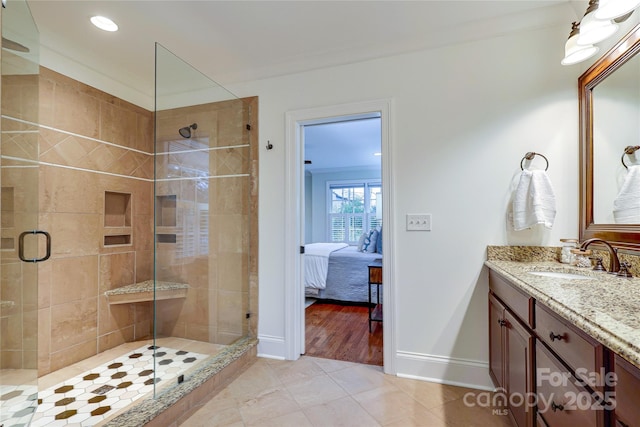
[284, 99, 395, 374]
[303, 117, 382, 365]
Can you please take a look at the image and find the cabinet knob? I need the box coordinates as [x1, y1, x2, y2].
[549, 331, 564, 342]
[551, 401, 564, 412]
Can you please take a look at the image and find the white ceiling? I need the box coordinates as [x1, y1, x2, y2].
[304, 116, 382, 173]
[19, 0, 585, 109]
[7, 0, 586, 171]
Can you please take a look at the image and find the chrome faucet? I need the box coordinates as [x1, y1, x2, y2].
[576, 238, 621, 273]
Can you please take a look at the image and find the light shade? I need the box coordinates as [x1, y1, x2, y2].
[595, 0, 640, 20]
[578, 6, 619, 45]
[90, 16, 118, 32]
[562, 22, 600, 65]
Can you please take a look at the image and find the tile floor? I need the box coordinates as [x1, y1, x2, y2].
[181, 356, 513, 427]
[0, 338, 225, 427]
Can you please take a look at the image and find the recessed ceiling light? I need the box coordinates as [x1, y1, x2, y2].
[90, 15, 118, 32]
[373, 152, 382, 156]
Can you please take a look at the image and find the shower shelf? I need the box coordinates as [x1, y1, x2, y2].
[105, 280, 189, 305]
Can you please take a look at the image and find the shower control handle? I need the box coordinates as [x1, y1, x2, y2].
[18, 230, 51, 263]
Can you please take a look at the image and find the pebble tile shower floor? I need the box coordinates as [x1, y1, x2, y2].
[1, 343, 210, 426]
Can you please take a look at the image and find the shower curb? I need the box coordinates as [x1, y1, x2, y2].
[100, 336, 258, 426]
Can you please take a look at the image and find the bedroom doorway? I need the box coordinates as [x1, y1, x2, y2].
[303, 117, 383, 365]
[282, 99, 396, 374]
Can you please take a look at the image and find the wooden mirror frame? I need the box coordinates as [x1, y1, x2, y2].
[579, 22, 640, 250]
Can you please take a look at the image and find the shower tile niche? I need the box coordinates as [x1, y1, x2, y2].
[155, 195, 177, 243]
[156, 195, 176, 227]
[103, 191, 132, 246]
[1, 187, 15, 250]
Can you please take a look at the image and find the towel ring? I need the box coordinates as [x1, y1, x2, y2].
[621, 145, 640, 170]
[520, 152, 549, 171]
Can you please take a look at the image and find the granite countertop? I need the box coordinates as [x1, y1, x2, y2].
[485, 258, 640, 370]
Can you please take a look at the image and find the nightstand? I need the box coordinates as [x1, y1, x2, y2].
[368, 259, 382, 332]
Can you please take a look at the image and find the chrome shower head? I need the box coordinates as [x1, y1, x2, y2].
[178, 123, 197, 138]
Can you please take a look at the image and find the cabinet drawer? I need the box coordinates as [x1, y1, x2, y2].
[535, 303, 604, 387]
[614, 354, 640, 426]
[536, 343, 603, 427]
[489, 269, 534, 328]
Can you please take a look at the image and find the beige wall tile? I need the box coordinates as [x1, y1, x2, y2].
[37, 251, 52, 311]
[40, 212, 101, 257]
[1, 350, 23, 369]
[98, 325, 135, 353]
[217, 290, 244, 335]
[185, 323, 210, 342]
[99, 252, 135, 293]
[135, 250, 153, 282]
[49, 339, 97, 373]
[98, 294, 134, 336]
[218, 252, 247, 292]
[23, 308, 38, 351]
[50, 297, 97, 352]
[100, 100, 138, 148]
[51, 255, 99, 306]
[38, 307, 51, 374]
[47, 73, 100, 138]
[1, 314, 22, 350]
[40, 165, 101, 214]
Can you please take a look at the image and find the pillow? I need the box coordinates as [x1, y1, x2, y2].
[376, 226, 382, 254]
[357, 232, 367, 252]
[363, 229, 379, 253]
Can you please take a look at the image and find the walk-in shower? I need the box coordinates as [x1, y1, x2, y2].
[1, 1, 257, 425]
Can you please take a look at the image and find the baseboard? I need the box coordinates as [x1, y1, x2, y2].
[395, 350, 494, 391]
[257, 334, 286, 360]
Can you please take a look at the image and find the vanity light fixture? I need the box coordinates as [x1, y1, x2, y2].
[90, 15, 118, 32]
[562, 22, 600, 65]
[578, 0, 619, 46]
[595, 0, 640, 20]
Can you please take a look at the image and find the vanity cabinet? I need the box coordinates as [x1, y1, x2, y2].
[613, 354, 640, 427]
[489, 269, 606, 427]
[489, 270, 536, 427]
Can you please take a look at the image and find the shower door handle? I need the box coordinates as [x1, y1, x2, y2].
[18, 230, 51, 263]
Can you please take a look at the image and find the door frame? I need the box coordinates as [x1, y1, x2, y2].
[284, 99, 395, 374]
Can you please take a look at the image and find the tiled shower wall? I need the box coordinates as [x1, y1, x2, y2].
[2, 66, 258, 376]
[154, 98, 256, 345]
[35, 68, 155, 375]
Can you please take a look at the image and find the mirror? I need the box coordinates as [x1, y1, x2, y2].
[580, 22, 640, 249]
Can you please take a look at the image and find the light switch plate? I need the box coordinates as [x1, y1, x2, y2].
[407, 214, 431, 231]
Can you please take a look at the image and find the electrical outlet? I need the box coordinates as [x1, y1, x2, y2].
[406, 214, 431, 231]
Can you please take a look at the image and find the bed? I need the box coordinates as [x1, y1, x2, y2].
[304, 243, 382, 303]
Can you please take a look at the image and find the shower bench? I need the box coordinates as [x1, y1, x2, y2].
[105, 280, 189, 304]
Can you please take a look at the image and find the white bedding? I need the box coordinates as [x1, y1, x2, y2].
[304, 242, 349, 289]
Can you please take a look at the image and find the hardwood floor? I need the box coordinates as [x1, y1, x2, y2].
[304, 301, 383, 366]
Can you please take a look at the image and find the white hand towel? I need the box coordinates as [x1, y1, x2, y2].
[512, 169, 557, 231]
[614, 165, 640, 223]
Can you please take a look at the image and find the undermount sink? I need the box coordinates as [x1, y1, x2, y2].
[527, 271, 591, 280]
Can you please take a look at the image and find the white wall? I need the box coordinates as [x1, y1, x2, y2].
[230, 23, 583, 387]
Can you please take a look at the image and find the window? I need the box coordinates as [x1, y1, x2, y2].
[328, 181, 381, 243]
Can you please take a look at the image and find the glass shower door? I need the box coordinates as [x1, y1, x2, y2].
[153, 43, 251, 394]
[1, 0, 41, 425]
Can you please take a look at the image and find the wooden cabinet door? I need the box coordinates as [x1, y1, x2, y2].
[505, 309, 535, 427]
[489, 293, 505, 389]
[614, 354, 640, 427]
